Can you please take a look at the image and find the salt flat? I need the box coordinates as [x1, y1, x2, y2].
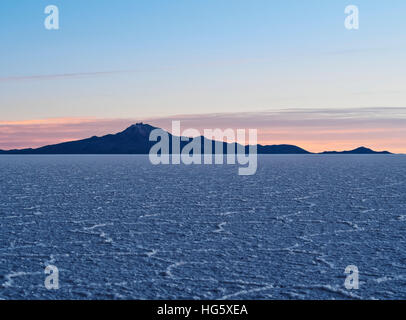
[0, 155, 405, 299]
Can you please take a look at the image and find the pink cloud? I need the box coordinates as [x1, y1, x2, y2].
[0, 118, 136, 150]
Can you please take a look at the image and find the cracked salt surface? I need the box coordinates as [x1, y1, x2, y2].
[0, 155, 405, 299]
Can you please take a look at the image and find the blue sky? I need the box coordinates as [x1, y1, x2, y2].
[0, 1, 406, 151]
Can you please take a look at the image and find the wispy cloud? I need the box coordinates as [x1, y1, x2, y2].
[0, 56, 284, 83]
[0, 118, 136, 150]
[0, 70, 144, 83]
[146, 107, 406, 153]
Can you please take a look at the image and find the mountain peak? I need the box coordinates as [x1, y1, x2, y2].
[120, 122, 156, 137]
[131, 122, 146, 127]
[321, 146, 391, 154]
[127, 122, 152, 130]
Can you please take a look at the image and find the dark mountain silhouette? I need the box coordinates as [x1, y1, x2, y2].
[257, 144, 310, 154]
[321, 146, 391, 154]
[2, 123, 157, 155]
[0, 123, 392, 155]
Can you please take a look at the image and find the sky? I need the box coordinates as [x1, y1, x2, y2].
[0, 0, 406, 152]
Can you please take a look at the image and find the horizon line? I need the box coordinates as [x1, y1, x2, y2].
[0, 121, 397, 155]
[0, 107, 405, 153]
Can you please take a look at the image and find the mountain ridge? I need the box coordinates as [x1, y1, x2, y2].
[0, 123, 393, 155]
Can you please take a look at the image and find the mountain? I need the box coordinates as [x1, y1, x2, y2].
[258, 144, 310, 154]
[0, 123, 392, 154]
[0, 123, 311, 155]
[321, 146, 391, 154]
[2, 123, 157, 154]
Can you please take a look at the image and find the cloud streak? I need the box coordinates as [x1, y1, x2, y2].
[0, 70, 145, 83]
[0, 56, 291, 83]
